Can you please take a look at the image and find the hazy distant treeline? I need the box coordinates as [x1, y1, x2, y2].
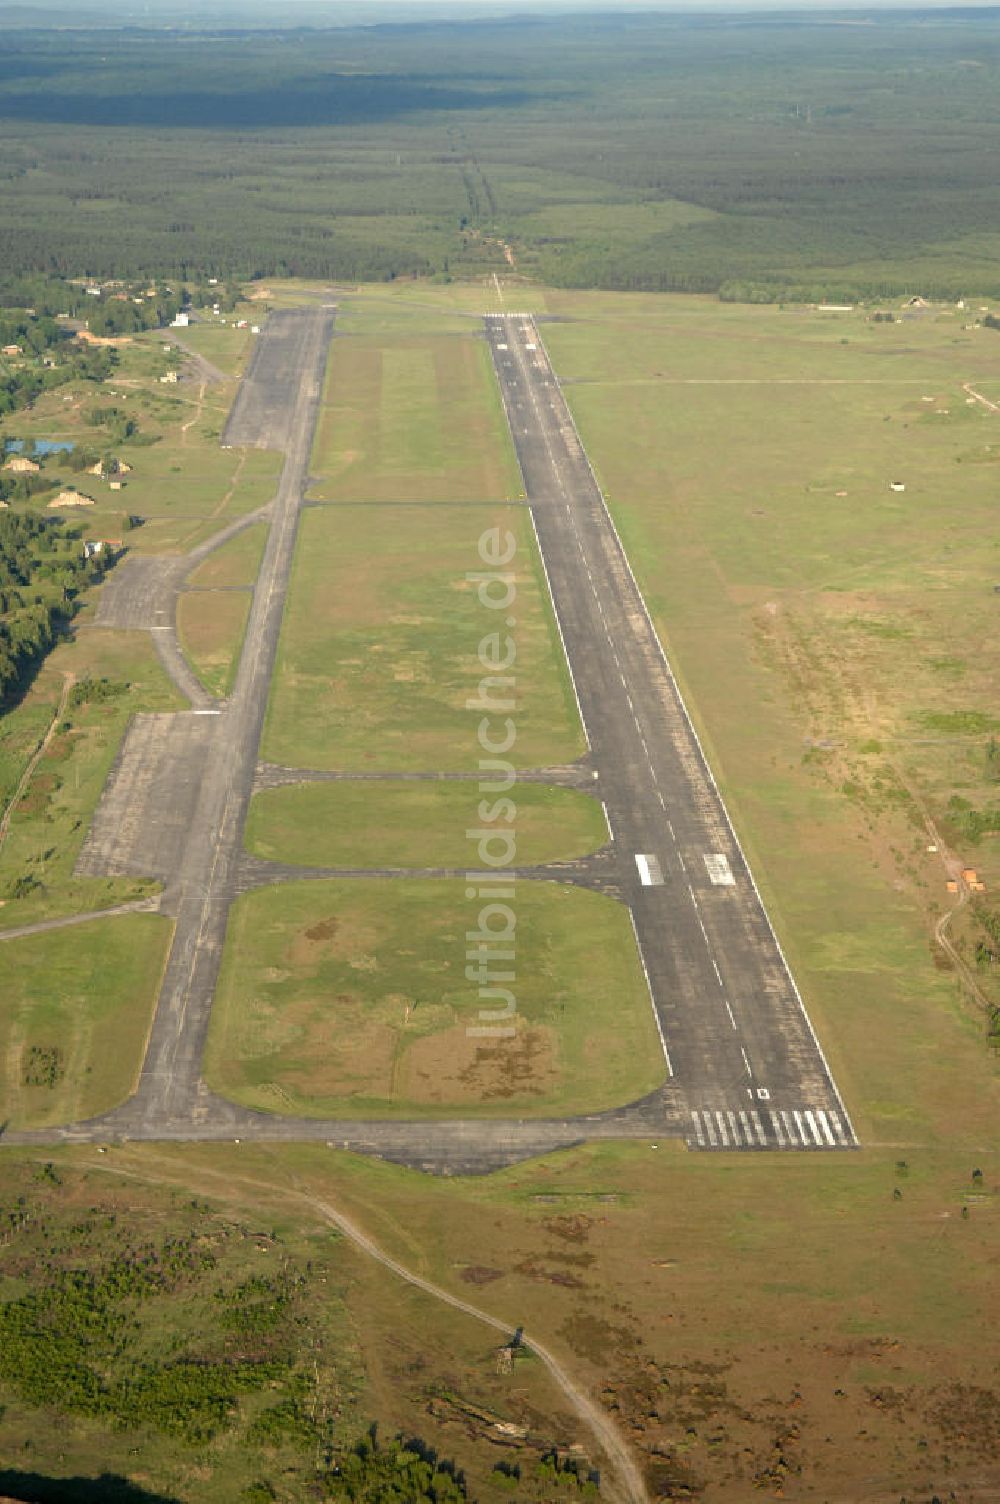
[2, 13, 1000, 299]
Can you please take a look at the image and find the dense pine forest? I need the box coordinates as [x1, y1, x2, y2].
[3, 10, 1000, 299]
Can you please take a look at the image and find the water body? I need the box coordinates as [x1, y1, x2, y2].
[3, 439, 75, 455]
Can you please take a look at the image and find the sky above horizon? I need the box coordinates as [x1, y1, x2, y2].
[7, 0, 1000, 11]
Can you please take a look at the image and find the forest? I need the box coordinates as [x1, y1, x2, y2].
[0, 511, 105, 703]
[3, 11, 1000, 298]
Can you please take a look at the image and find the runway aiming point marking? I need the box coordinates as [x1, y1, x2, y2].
[703, 853, 735, 886]
[635, 853, 664, 886]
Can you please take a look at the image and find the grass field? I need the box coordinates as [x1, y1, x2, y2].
[171, 313, 256, 377]
[308, 332, 522, 503]
[3, 333, 281, 553]
[0, 335, 278, 928]
[0, 627, 184, 930]
[124, 1136, 996, 1504]
[243, 780, 608, 868]
[205, 878, 664, 1118]
[0, 913, 171, 1127]
[177, 588, 251, 698]
[185, 521, 266, 588]
[533, 289, 1000, 1142]
[176, 524, 266, 695]
[3, 279, 999, 1503]
[262, 503, 585, 771]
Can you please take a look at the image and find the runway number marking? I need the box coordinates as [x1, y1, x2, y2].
[703, 853, 735, 886]
[635, 853, 663, 886]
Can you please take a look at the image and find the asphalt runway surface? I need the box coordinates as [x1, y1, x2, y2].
[3, 306, 856, 1167]
[75, 307, 334, 1134]
[485, 313, 855, 1152]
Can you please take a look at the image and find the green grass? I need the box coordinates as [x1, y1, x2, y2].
[332, 291, 487, 338]
[0, 1156, 369, 1503]
[0, 700, 55, 811]
[0, 912, 172, 1127]
[535, 289, 1000, 1146]
[171, 313, 257, 377]
[205, 878, 664, 1118]
[0, 1147, 579, 1504]
[176, 523, 268, 697]
[98, 442, 279, 555]
[308, 333, 522, 503]
[185, 521, 267, 589]
[177, 588, 251, 698]
[70, 1132, 1000, 1504]
[0, 626, 184, 930]
[243, 780, 608, 868]
[5, 332, 282, 554]
[262, 503, 585, 771]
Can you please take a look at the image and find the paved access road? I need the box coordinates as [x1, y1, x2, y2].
[485, 314, 855, 1153]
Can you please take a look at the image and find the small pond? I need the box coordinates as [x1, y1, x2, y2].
[3, 439, 76, 456]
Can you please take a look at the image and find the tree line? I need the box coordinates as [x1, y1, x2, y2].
[0, 511, 106, 704]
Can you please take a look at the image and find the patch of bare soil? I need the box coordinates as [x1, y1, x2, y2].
[280, 994, 399, 1100]
[589, 1340, 1000, 1502]
[460, 1265, 505, 1285]
[286, 911, 376, 969]
[399, 1022, 560, 1105]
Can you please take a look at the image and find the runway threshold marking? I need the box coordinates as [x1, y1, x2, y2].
[635, 853, 663, 886]
[690, 1106, 850, 1150]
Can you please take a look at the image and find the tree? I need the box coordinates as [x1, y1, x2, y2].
[322, 1429, 468, 1502]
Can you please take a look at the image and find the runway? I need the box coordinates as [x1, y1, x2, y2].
[484, 313, 855, 1150]
[1, 304, 856, 1165]
[94, 307, 335, 1131]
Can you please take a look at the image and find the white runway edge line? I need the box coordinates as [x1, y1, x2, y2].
[526, 497, 593, 755]
[487, 318, 673, 1081]
[486, 325, 593, 757]
[531, 318, 859, 1147]
[627, 906, 673, 1076]
[487, 314, 667, 1082]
